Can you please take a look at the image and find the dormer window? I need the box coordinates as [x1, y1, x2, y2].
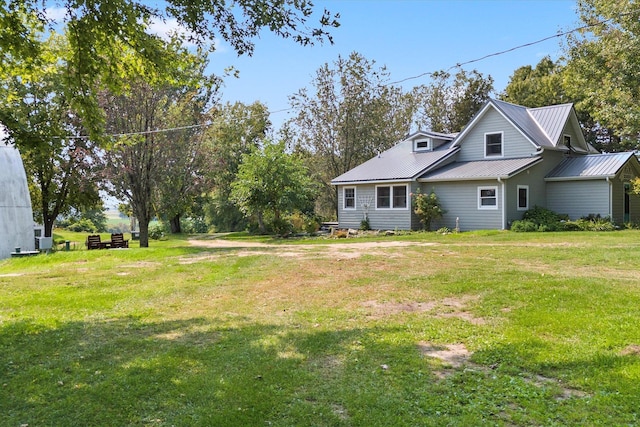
[564, 135, 571, 150]
[485, 132, 503, 157]
[414, 138, 432, 151]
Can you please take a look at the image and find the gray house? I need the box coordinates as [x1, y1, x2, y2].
[332, 99, 640, 231]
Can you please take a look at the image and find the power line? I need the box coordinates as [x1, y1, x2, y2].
[57, 11, 632, 137]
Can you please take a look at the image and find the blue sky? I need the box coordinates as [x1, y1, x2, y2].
[208, 0, 580, 131]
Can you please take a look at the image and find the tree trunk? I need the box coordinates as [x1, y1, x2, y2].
[257, 211, 265, 234]
[169, 214, 181, 233]
[138, 219, 150, 248]
[43, 216, 55, 238]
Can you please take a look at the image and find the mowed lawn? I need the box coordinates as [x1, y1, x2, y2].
[1, 230, 640, 426]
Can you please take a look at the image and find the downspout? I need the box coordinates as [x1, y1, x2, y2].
[606, 176, 612, 219]
[498, 177, 506, 230]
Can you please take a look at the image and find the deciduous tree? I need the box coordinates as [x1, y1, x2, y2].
[230, 140, 318, 234]
[413, 69, 494, 134]
[285, 52, 415, 217]
[204, 101, 271, 232]
[565, 0, 640, 148]
[0, 33, 100, 237]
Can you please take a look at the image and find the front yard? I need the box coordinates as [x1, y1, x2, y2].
[1, 230, 639, 426]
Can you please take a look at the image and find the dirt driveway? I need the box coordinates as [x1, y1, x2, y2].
[185, 236, 438, 261]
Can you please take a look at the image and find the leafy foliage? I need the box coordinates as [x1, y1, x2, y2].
[285, 52, 415, 217]
[512, 207, 615, 232]
[412, 189, 445, 231]
[565, 0, 640, 149]
[0, 33, 101, 237]
[204, 102, 271, 232]
[231, 140, 318, 235]
[413, 69, 494, 133]
[0, 1, 339, 138]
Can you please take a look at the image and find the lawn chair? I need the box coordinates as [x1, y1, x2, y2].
[87, 235, 104, 250]
[110, 233, 129, 248]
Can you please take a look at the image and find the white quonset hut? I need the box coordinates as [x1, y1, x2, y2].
[0, 139, 35, 259]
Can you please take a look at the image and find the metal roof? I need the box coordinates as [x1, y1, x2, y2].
[545, 152, 637, 180]
[419, 156, 542, 182]
[331, 140, 459, 184]
[492, 100, 575, 149]
[528, 103, 573, 146]
[453, 99, 575, 150]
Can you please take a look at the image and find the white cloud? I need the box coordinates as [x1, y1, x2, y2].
[44, 7, 68, 22]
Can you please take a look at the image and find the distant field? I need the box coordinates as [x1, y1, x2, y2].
[1, 230, 639, 426]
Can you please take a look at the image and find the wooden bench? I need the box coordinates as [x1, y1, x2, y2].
[110, 233, 129, 248]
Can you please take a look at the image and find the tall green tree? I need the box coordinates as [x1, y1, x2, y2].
[285, 52, 415, 217]
[0, 33, 100, 237]
[565, 0, 640, 149]
[413, 69, 494, 133]
[230, 140, 318, 234]
[500, 57, 567, 108]
[204, 101, 271, 232]
[100, 39, 215, 247]
[1, 1, 339, 137]
[154, 92, 216, 234]
[500, 56, 615, 152]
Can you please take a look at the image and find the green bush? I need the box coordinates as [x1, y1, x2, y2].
[149, 224, 165, 240]
[66, 218, 98, 233]
[510, 220, 538, 232]
[360, 218, 371, 231]
[513, 207, 617, 232]
[412, 189, 445, 231]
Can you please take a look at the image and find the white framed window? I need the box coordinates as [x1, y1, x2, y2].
[343, 187, 356, 210]
[564, 134, 572, 150]
[414, 138, 431, 151]
[517, 185, 529, 211]
[485, 132, 503, 158]
[478, 186, 498, 209]
[376, 184, 408, 209]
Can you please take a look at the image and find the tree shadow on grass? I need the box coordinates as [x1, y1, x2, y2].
[2, 317, 640, 426]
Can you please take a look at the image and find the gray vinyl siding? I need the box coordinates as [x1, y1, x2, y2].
[424, 180, 503, 231]
[505, 151, 566, 225]
[547, 180, 610, 219]
[337, 183, 413, 230]
[458, 108, 538, 162]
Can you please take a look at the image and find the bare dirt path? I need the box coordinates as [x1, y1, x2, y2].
[184, 236, 438, 262]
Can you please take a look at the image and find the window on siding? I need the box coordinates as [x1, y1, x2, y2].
[344, 187, 356, 209]
[414, 138, 431, 151]
[517, 185, 529, 211]
[564, 135, 572, 150]
[376, 185, 407, 209]
[393, 185, 407, 208]
[485, 132, 503, 157]
[478, 186, 498, 209]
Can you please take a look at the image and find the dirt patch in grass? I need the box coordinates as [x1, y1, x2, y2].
[180, 239, 437, 264]
[362, 295, 486, 324]
[418, 342, 472, 367]
[529, 374, 589, 400]
[620, 344, 640, 356]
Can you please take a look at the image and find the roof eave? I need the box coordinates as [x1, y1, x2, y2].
[545, 175, 616, 182]
[332, 178, 414, 186]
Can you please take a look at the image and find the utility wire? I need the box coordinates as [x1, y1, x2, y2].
[58, 11, 630, 139]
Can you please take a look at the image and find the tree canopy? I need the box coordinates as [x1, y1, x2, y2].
[565, 0, 640, 148]
[285, 52, 415, 217]
[231, 140, 318, 234]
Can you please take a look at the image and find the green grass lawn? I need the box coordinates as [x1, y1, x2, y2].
[1, 230, 640, 426]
